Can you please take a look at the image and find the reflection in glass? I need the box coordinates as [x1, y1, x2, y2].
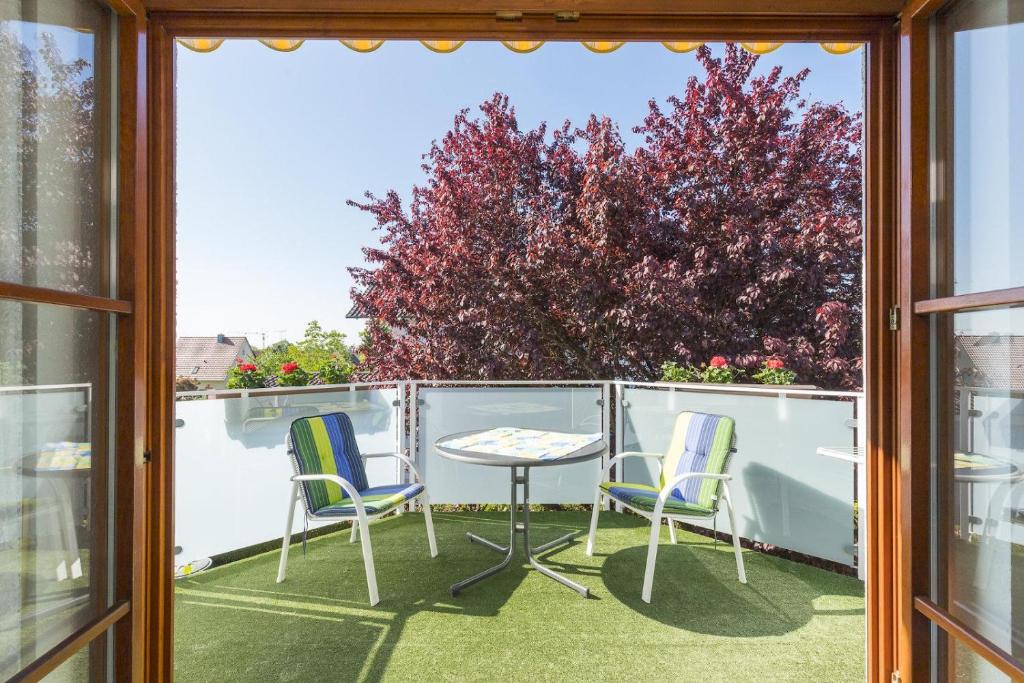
[938, 0, 1024, 295]
[954, 640, 1012, 682]
[0, 1, 113, 295]
[0, 300, 112, 678]
[941, 309, 1024, 666]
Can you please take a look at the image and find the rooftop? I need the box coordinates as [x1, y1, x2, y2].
[175, 335, 252, 382]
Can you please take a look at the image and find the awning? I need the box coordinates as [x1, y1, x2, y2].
[176, 39, 863, 56]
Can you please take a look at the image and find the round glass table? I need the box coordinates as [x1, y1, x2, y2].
[435, 428, 607, 598]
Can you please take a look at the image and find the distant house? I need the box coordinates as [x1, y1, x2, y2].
[956, 334, 1024, 392]
[175, 334, 254, 390]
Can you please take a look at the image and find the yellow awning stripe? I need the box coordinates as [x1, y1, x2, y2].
[177, 38, 225, 53]
[340, 39, 384, 53]
[739, 42, 783, 54]
[820, 42, 863, 55]
[581, 41, 624, 53]
[501, 40, 544, 54]
[258, 39, 305, 52]
[175, 38, 864, 57]
[662, 41, 703, 53]
[421, 40, 465, 53]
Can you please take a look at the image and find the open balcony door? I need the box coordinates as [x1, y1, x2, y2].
[0, 0, 150, 679]
[898, 0, 1024, 679]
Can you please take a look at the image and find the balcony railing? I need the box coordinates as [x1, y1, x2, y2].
[173, 380, 866, 575]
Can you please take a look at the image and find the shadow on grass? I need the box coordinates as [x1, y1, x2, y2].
[174, 511, 584, 681]
[600, 533, 863, 637]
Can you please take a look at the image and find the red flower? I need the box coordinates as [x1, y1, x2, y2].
[239, 363, 258, 373]
[765, 358, 785, 370]
[709, 356, 728, 368]
[281, 361, 299, 374]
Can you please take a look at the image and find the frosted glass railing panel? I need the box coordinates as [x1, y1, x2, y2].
[418, 386, 603, 504]
[621, 386, 856, 566]
[174, 387, 399, 563]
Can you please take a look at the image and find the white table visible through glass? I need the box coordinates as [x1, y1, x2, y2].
[434, 428, 607, 598]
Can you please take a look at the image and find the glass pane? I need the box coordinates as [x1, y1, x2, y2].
[0, 0, 114, 295]
[937, 0, 1024, 295]
[0, 300, 114, 678]
[174, 387, 399, 562]
[419, 386, 603, 504]
[954, 640, 1013, 682]
[621, 386, 858, 566]
[935, 308, 1024, 663]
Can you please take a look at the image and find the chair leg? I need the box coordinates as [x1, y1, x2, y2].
[585, 490, 602, 556]
[641, 514, 662, 603]
[422, 493, 438, 558]
[667, 518, 678, 544]
[357, 512, 380, 606]
[350, 520, 359, 543]
[722, 483, 747, 584]
[277, 482, 299, 583]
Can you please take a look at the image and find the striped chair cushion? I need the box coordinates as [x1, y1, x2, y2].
[599, 482, 714, 517]
[660, 412, 735, 511]
[289, 412, 370, 514]
[311, 483, 425, 518]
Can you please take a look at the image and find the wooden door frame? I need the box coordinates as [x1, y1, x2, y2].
[898, 0, 1024, 679]
[144, 7, 899, 681]
[0, 0, 149, 680]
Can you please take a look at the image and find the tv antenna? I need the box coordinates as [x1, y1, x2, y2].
[243, 328, 287, 348]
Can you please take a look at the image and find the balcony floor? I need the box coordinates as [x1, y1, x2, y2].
[174, 511, 864, 681]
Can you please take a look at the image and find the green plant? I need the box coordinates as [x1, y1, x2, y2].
[227, 361, 266, 389]
[318, 355, 353, 385]
[700, 356, 740, 383]
[660, 361, 701, 383]
[275, 361, 309, 387]
[752, 358, 797, 385]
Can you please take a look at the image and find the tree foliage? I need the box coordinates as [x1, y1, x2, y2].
[350, 45, 863, 389]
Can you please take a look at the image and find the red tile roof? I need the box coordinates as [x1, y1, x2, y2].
[956, 334, 1024, 392]
[175, 336, 253, 382]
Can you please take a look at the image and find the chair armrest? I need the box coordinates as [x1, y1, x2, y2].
[291, 473, 365, 512]
[360, 452, 425, 484]
[600, 452, 664, 481]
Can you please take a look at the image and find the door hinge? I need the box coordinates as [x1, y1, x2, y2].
[891, 670, 901, 683]
[554, 10, 580, 22]
[143, 449, 152, 464]
[888, 304, 900, 331]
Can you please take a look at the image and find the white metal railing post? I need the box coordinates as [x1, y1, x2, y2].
[855, 395, 867, 581]
[613, 382, 625, 512]
[409, 382, 419, 512]
[601, 383, 612, 511]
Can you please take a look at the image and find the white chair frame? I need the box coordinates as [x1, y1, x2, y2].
[276, 449, 438, 606]
[586, 451, 746, 604]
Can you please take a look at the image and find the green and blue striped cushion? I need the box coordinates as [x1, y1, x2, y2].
[311, 483, 425, 518]
[288, 412, 370, 514]
[599, 482, 715, 517]
[660, 411, 735, 511]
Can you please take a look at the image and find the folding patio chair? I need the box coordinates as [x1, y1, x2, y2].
[276, 411, 438, 605]
[586, 410, 746, 603]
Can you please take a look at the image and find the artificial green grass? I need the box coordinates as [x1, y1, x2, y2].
[174, 511, 864, 682]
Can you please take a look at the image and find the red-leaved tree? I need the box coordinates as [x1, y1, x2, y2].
[349, 44, 863, 389]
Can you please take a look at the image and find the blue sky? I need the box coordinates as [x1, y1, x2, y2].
[175, 40, 864, 346]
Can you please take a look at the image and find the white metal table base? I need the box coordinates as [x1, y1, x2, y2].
[449, 466, 589, 598]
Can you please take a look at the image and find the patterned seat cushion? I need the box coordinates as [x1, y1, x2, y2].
[599, 482, 714, 517]
[311, 483, 425, 518]
[661, 412, 735, 510]
[289, 412, 371, 513]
